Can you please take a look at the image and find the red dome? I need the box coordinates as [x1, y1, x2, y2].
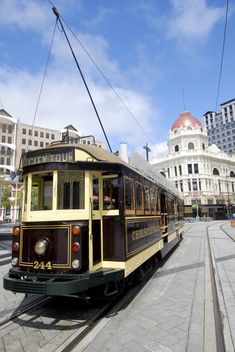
[171, 112, 202, 130]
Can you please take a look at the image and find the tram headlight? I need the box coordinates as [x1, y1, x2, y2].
[11, 257, 19, 266]
[35, 239, 48, 256]
[72, 259, 80, 269]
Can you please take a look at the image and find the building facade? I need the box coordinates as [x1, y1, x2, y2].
[151, 111, 235, 219]
[0, 109, 105, 222]
[203, 98, 235, 155]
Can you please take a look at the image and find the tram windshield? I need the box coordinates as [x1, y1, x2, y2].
[30, 170, 85, 211]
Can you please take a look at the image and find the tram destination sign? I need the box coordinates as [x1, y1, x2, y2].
[21, 148, 75, 167]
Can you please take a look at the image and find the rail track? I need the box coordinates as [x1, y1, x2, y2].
[206, 221, 235, 352]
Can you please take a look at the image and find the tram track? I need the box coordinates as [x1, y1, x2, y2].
[204, 221, 235, 352]
[0, 295, 53, 329]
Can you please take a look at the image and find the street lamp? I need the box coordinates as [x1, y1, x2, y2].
[225, 168, 230, 219]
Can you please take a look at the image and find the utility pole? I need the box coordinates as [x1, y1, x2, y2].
[143, 143, 151, 162]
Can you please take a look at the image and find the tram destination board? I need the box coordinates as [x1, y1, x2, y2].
[21, 147, 75, 167]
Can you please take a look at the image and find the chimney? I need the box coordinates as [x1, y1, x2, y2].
[120, 142, 128, 163]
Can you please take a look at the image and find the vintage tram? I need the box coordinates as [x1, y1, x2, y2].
[4, 141, 184, 296]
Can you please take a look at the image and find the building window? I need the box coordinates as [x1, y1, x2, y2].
[34, 130, 38, 137]
[180, 180, 183, 192]
[46, 133, 49, 139]
[175, 181, 178, 188]
[174, 166, 177, 176]
[8, 125, 13, 133]
[202, 143, 205, 150]
[175, 145, 179, 152]
[8, 137, 12, 144]
[188, 142, 194, 150]
[7, 148, 11, 155]
[0, 157, 4, 164]
[6, 158, 10, 165]
[213, 168, 220, 176]
[40, 132, 44, 138]
[22, 138, 26, 145]
[179, 165, 182, 175]
[2, 124, 6, 133]
[51, 134, 55, 140]
[194, 164, 199, 174]
[188, 164, 192, 174]
[192, 179, 198, 191]
[28, 129, 32, 136]
[34, 141, 38, 147]
[22, 128, 26, 134]
[2, 136, 6, 143]
[230, 171, 235, 178]
[188, 179, 191, 191]
[40, 142, 43, 147]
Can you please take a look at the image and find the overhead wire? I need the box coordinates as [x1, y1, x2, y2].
[27, 16, 58, 152]
[47, 0, 156, 148]
[214, 0, 229, 112]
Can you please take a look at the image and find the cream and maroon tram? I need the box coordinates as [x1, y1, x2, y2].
[4, 142, 184, 296]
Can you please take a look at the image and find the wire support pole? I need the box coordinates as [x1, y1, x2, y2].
[215, 0, 229, 112]
[52, 6, 112, 153]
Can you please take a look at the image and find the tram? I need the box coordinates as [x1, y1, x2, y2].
[4, 139, 184, 296]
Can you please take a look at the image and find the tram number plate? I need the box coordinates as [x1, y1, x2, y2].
[33, 261, 53, 270]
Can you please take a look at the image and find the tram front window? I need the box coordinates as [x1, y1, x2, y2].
[31, 172, 53, 210]
[57, 171, 85, 209]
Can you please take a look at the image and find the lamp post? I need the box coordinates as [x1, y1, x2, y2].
[226, 171, 230, 219]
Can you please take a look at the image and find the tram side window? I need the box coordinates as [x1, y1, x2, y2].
[57, 171, 85, 209]
[24, 175, 28, 212]
[155, 190, 159, 212]
[92, 176, 99, 210]
[150, 188, 156, 212]
[124, 177, 134, 210]
[31, 172, 53, 210]
[144, 186, 150, 211]
[135, 182, 143, 210]
[103, 177, 119, 210]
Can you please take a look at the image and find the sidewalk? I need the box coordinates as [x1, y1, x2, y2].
[78, 222, 209, 352]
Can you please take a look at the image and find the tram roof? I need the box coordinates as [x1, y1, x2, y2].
[22, 143, 181, 198]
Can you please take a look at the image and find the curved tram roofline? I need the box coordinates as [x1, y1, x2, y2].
[4, 142, 184, 297]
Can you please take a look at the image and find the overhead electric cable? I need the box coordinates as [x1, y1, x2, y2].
[52, 6, 113, 153]
[215, 0, 229, 112]
[48, 0, 155, 148]
[27, 16, 58, 151]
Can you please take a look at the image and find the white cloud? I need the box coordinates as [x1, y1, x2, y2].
[150, 142, 169, 161]
[168, 0, 224, 40]
[0, 0, 160, 151]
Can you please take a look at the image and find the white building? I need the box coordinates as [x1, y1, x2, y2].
[151, 111, 235, 219]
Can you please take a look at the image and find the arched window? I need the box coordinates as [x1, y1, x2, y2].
[213, 168, 220, 176]
[188, 142, 194, 150]
[175, 145, 179, 152]
[230, 171, 235, 178]
[202, 143, 205, 150]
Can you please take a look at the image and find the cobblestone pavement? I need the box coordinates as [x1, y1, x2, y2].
[78, 221, 235, 352]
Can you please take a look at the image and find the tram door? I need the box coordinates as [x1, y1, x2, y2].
[89, 174, 102, 270]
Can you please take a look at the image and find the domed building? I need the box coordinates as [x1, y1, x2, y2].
[151, 111, 235, 219]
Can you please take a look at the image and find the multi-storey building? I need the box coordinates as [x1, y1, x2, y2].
[151, 111, 235, 219]
[0, 108, 106, 222]
[0, 109, 17, 173]
[203, 98, 235, 155]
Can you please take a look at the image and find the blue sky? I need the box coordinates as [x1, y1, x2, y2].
[0, 0, 234, 158]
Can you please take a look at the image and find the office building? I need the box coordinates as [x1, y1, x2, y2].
[203, 98, 235, 155]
